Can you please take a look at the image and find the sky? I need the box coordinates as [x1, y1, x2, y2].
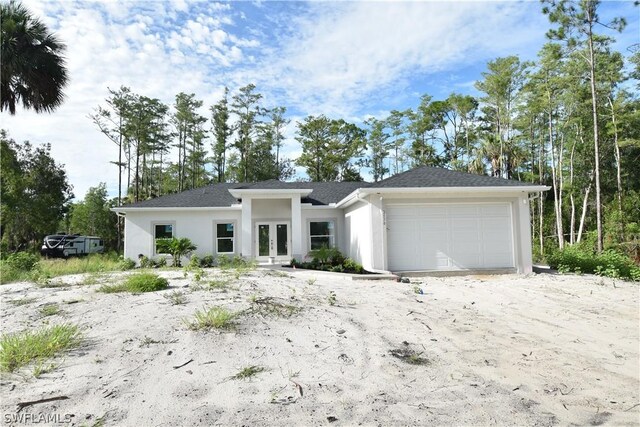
[2, 0, 638, 201]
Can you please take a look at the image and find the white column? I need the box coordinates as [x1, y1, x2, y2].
[517, 195, 533, 273]
[291, 195, 302, 260]
[241, 196, 252, 258]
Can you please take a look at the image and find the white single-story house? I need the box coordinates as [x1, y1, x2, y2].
[113, 166, 549, 274]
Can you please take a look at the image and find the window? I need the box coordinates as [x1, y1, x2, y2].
[216, 223, 234, 254]
[309, 221, 335, 250]
[154, 224, 174, 254]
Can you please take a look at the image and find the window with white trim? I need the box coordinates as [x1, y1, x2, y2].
[154, 223, 174, 254]
[216, 223, 235, 254]
[309, 221, 335, 250]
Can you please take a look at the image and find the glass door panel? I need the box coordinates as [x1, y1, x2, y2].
[276, 224, 288, 256]
[258, 224, 270, 256]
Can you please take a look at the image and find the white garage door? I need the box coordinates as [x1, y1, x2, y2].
[386, 203, 514, 271]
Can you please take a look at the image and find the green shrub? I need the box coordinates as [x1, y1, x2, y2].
[119, 258, 136, 271]
[5, 252, 39, 271]
[155, 237, 197, 267]
[188, 256, 201, 269]
[156, 257, 167, 268]
[547, 246, 640, 281]
[139, 256, 156, 269]
[200, 255, 215, 268]
[124, 273, 169, 292]
[308, 247, 344, 266]
[0, 324, 82, 373]
[343, 258, 364, 273]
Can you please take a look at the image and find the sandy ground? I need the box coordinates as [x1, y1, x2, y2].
[0, 267, 638, 426]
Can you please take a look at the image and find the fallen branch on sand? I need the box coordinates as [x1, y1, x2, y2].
[17, 396, 69, 412]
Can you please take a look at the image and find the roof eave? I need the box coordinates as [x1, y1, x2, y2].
[111, 206, 241, 213]
[336, 185, 550, 207]
[228, 188, 313, 198]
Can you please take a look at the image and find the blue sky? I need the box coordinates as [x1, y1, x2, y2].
[2, 0, 638, 200]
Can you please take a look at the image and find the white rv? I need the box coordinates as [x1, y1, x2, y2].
[40, 234, 105, 258]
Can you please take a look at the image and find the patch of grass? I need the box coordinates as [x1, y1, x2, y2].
[7, 297, 37, 306]
[249, 296, 300, 317]
[40, 304, 62, 317]
[185, 306, 237, 330]
[1, 253, 134, 285]
[389, 348, 429, 365]
[264, 270, 291, 278]
[231, 365, 265, 380]
[97, 283, 129, 293]
[208, 278, 231, 290]
[0, 324, 82, 373]
[163, 290, 187, 305]
[33, 361, 57, 378]
[307, 278, 317, 286]
[99, 273, 168, 293]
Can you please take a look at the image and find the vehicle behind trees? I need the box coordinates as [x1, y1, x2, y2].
[40, 234, 104, 258]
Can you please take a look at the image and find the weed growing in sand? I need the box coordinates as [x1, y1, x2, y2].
[208, 278, 232, 290]
[249, 296, 300, 317]
[99, 273, 168, 293]
[185, 306, 237, 330]
[7, 297, 37, 306]
[164, 290, 187, 305]
[389, 348, 429, 365]
[231, 365, 265, 380]
[32, 361, 58, 378]
[307, 278, 317, 286]
[0, 324, 82, 373]
[265, 270, 291, 278]
[40, 304, 62, 317]
[327, 291, 337, 306]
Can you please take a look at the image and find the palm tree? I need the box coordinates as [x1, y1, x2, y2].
[1, 1, 68, 115]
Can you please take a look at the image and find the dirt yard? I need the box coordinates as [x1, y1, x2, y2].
[1, 268, 638, 426]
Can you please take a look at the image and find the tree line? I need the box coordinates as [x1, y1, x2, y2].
[1, 0, 638, 262]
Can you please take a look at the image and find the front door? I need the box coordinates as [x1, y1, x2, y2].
[255, 222, 290, 261]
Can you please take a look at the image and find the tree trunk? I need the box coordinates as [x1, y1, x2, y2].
[608, 96, 624, 241]
[577, 175, 593, 244]
[587, 17, 603, 252]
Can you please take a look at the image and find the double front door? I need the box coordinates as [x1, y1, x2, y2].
[255, 222, 290, 260]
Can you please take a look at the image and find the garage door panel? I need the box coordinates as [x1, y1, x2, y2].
[387, 203, 514, 271]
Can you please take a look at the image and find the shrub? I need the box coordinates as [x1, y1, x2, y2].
[188, 255, 201, 269]
[200, 255, 215, 268]
[124, 273, 169, 292]
[547, 246, 640, 281]
[0, 324, 82, 373]
[308, 247, 344, 266]
[155, 237, 197, 267]
[343, 258, 364, 273]
[139, 256, 156, 269]
[5, 252, 39, 271]
[119, 258, 136, 271]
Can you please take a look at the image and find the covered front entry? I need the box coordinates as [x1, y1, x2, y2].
[255, 221, 291, 262]
[386, 203, 515, 271]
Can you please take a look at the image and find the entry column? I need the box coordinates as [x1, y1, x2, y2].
[241, 196, 252, 258]
[291, 195, 302, 260]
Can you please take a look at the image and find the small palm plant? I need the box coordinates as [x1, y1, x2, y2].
[156, 237, 197, 267]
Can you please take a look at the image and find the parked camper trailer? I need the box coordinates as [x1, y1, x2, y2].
[40, 234, 105, 258]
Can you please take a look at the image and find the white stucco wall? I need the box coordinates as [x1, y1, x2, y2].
[123, 209, 241, 262]
[344, 200, 373, 270]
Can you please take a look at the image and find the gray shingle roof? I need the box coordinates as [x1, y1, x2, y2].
[119, 167, 536, 209]
[370, 166, 535, 188]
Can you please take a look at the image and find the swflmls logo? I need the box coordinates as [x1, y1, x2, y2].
[4, 412, 72, 424]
